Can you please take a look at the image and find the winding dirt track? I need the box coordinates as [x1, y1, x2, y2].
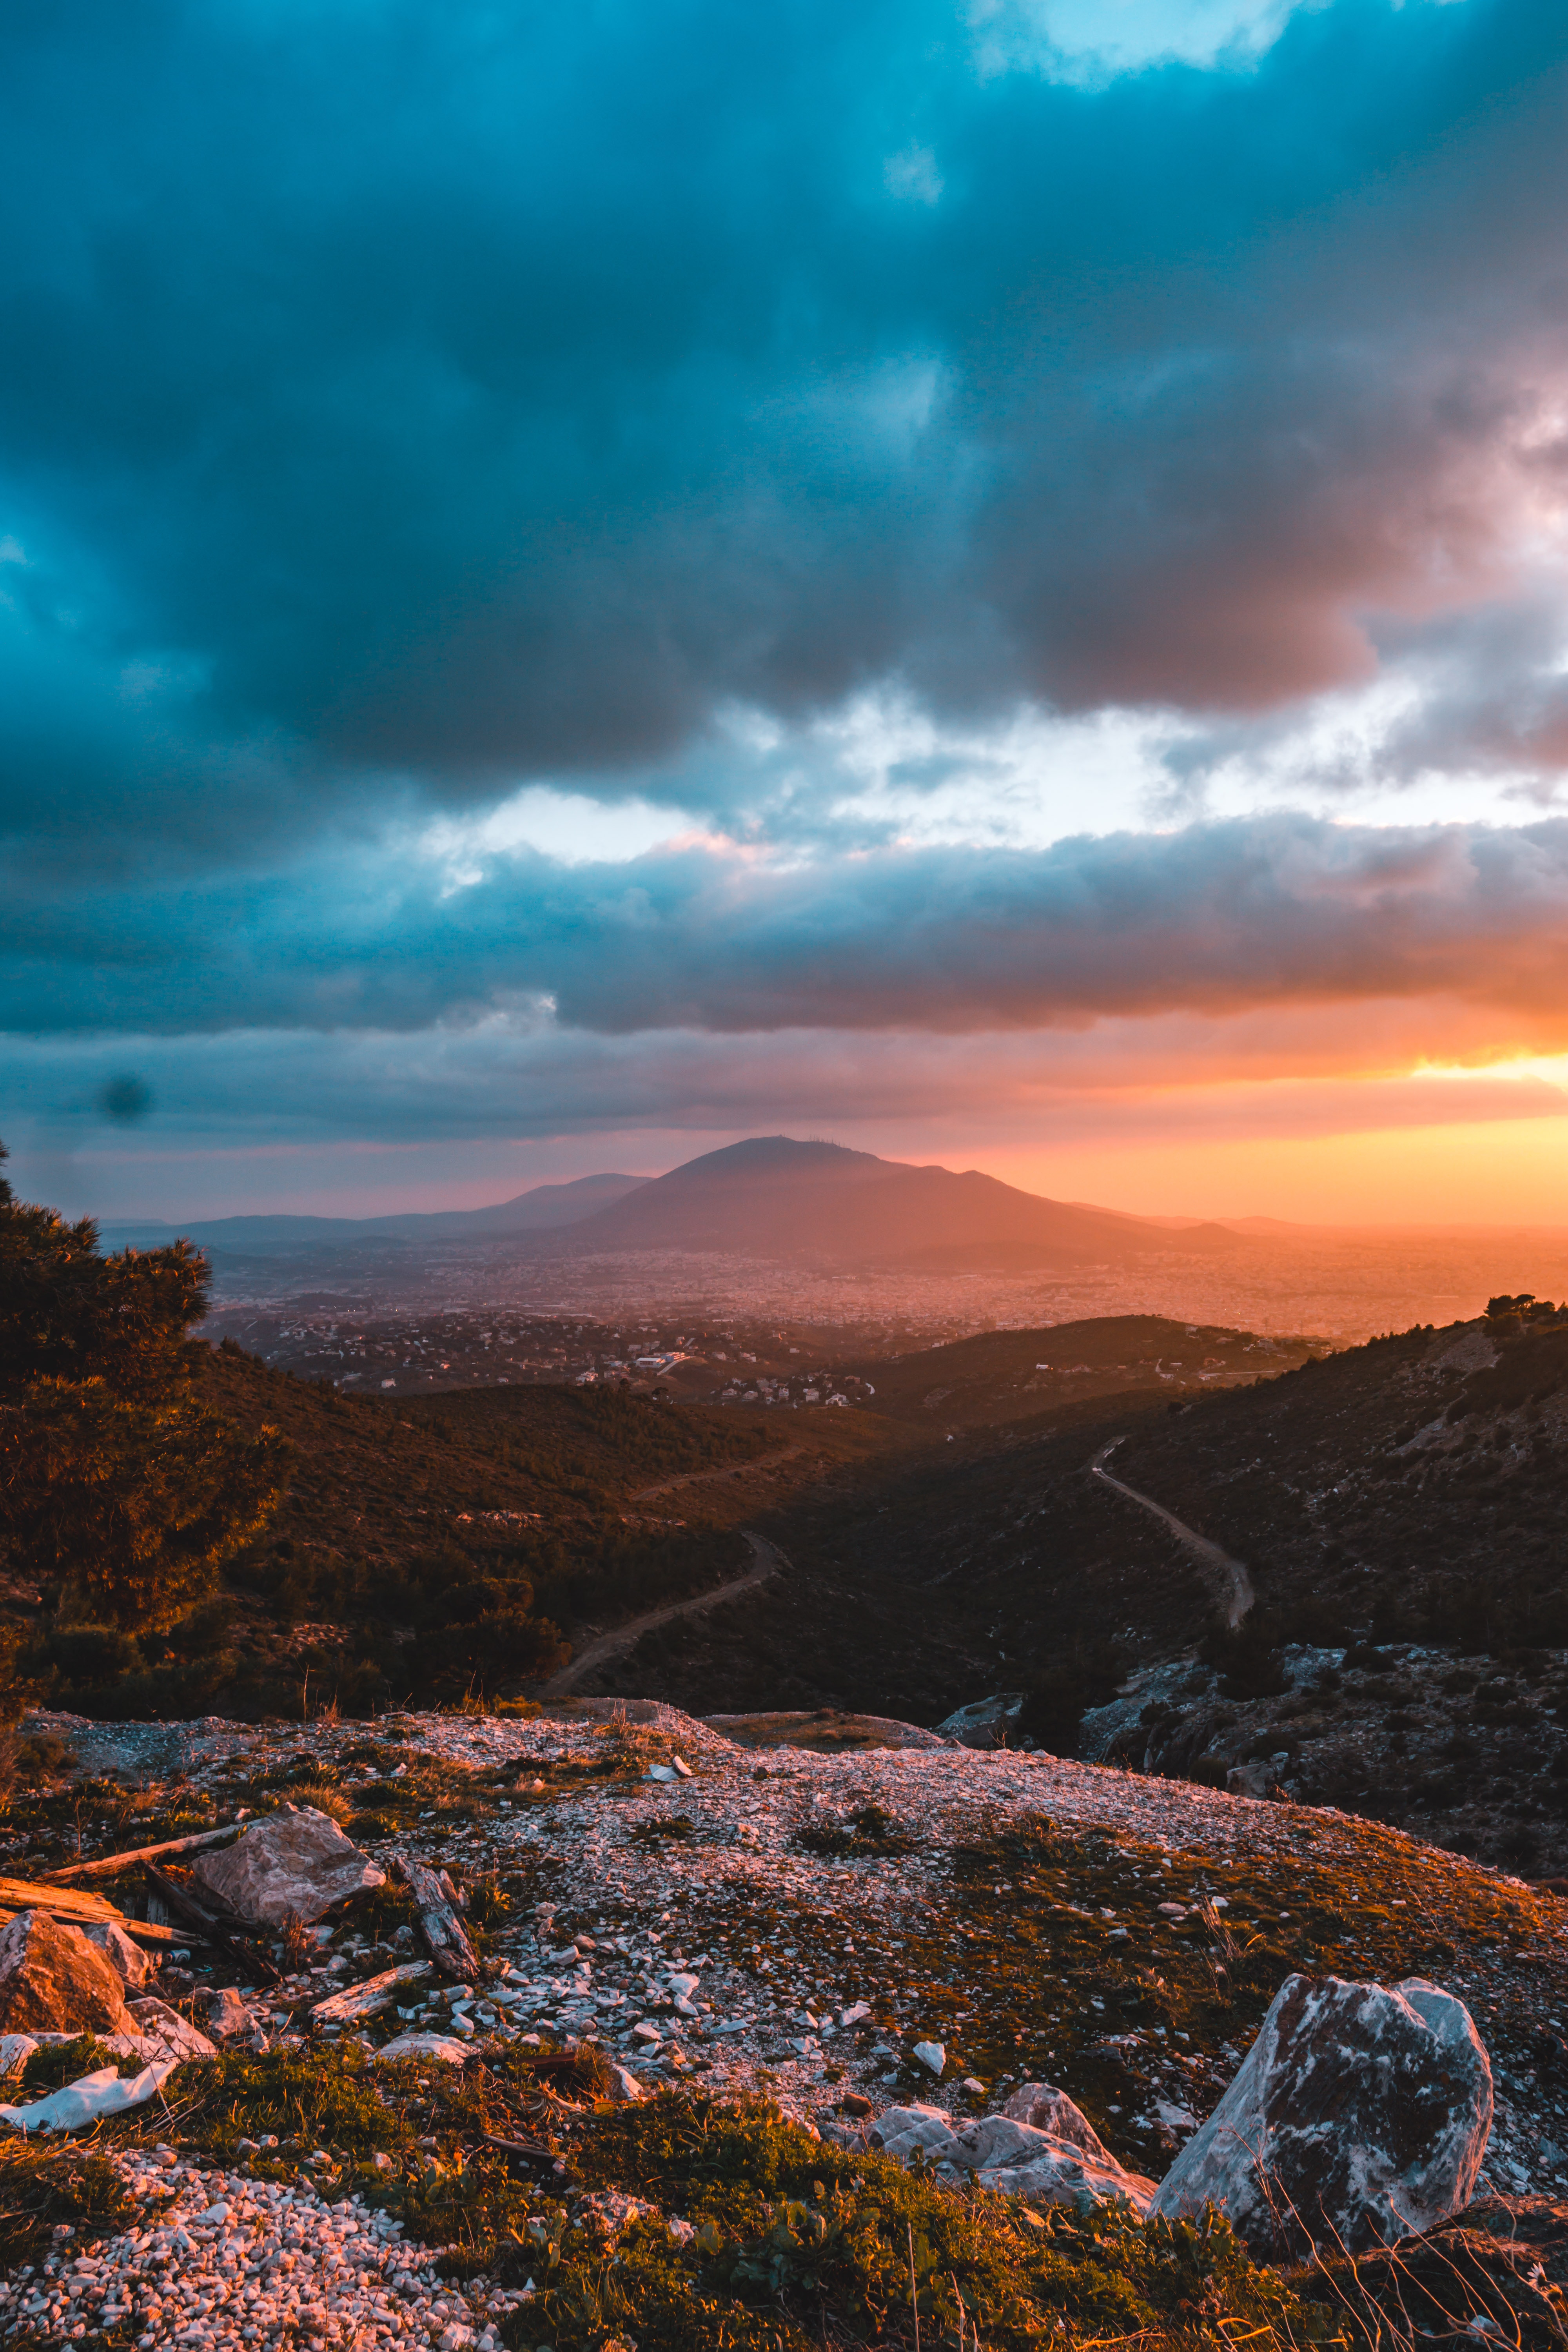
[1089, 1443, 1255, 1630]
[630, 1446, 806, 1501]
[541, 1530, 790, 1697]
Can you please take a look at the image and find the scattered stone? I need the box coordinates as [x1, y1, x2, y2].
[124, 1995, 220, 2062]
[196, 1983, 256, 2039]
[1151, 1974, 1494, 2258]
[80, 1918, 153, 1988]
[0, 1908, 137, 2038]
[914, 2038, 946, 2076]
[192, 1806, 386, 1926]
[376, 2032, 470, 2063]
[5, 2145, 490, 2345]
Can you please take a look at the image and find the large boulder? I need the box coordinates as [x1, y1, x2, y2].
[0, 1909, 137, 2038]
[1151, 1974, 1492, 2259]
[191, 1806, 385, 1927]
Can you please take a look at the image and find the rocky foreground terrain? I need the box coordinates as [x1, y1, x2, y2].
[2, 1699, 1568, 2348]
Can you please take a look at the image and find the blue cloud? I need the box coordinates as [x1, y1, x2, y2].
[6, 813, 1568, 1039]
[3, 0, 1566, 869]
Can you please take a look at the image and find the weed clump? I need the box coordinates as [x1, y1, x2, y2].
[795, 1803, 913, 1859]
[546, 2089, 1312, 2352]
[18, 2035, 147, 2095]
[0, 2139, 130, 2269]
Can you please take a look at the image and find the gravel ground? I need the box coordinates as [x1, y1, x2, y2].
[0, 2148, 526, 2349]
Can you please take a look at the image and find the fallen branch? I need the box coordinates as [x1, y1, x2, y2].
[42, 1821, 249, 1883]
[310, 1960, 432, 2026]
[388, 1854, 480, 1982]
[484, 2132, 556, 2162]
[140, 1861, 283, 1986]
[0, 1909, 195, 1952]
[0, 1873, 189, 1950]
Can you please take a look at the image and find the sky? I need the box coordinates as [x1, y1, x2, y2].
[6, 0, 1568, 1227]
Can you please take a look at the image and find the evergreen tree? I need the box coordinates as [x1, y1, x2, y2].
[0, 1142, 290, 1631]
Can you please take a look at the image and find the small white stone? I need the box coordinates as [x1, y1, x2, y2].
[914, 2040, 946, 2076]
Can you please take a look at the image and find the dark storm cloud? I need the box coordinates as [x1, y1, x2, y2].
[3, 0, 1568, 879]
[7, 815, 1568, 1039]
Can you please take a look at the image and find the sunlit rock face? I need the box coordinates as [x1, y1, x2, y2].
[1152, 1973, 1494, 2259]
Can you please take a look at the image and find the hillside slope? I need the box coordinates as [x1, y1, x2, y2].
[576, 1308, 1568, 1878]
[7, 1693, 1566, 2347]
[5, 1349, 786, 1722]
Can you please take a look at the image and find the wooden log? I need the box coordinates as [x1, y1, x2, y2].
[0, 1873, 128, 1922]
[388, 1853, 480, 1982]
[42, 1821, 249, 1883]
[140, 1861, 283, 1986]
[484, 2132, 556, 2162]
[0, 1904, 191, 1950]
[310, 1960, 432, 2026]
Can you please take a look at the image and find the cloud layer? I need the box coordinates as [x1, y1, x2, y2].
[5, 0, 1568, 1206]
[9, 814, 1568, 1040]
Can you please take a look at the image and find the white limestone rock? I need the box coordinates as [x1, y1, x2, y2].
[1001, 2082, 1121, 2166]
[120, 1995, 220, 2063]
[871, 2095, 1156, 2214]
[376, 2032, 470, 2063]
[871, 2102, 962, 2165]
[1151, 1974, 1493, 2259]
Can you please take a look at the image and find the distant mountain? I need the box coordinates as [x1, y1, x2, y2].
[554, 1136, 1243, 1265]
[99, 1171, 646, 1253]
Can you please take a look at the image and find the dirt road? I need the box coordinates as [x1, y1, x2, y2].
[1089, 1443, 1254, 1630]
[630, 1446, 806, 1501]
[541, 1530, 790, 1697]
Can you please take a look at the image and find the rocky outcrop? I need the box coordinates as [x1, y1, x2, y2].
[0, 1909, 137, 2038]
[870, 2094, 1156, 2214]
[192, 1807, 385, 1927]
[1152, 1973, 1492, 2258]
[933, 1695, 1026, 1749]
